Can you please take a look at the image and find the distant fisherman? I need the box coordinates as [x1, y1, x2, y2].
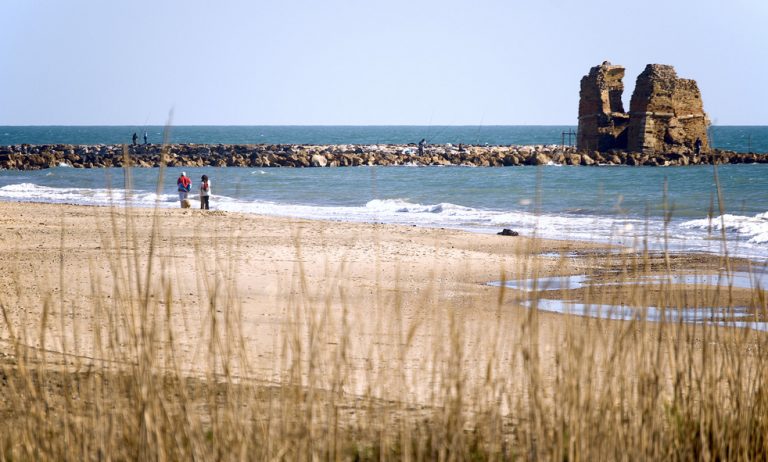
[132, 132, 138, 146]
[418, 138, 426, 156]
[143, 131, 148, 145]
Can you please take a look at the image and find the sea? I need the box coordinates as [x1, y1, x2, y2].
[1, 125, 767, 151]
[1, 126, 767, 262]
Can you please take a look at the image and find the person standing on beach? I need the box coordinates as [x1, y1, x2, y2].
[177, 171, 192, 208]
[143, 131, 148, 145]
[418, 138, 426, 156]
[199, 174, 211, 210]
[132, 132, 138, 146]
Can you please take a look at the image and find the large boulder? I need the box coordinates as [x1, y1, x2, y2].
[525, 152, 551, 165]
[310, 154, 327, 167]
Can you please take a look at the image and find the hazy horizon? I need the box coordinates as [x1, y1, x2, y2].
[2, 0, 766, 126]
[2, 123, 766, 128]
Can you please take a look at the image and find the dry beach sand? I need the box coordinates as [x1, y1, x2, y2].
[2, 200, 768, 460]
[0, 201, 763, 403]
[0, 202, 569, 370]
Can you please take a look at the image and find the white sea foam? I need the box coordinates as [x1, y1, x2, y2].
[0, 184, 719, 245]
[681, 212, 768, 244]
[1, 183, 766, 260]
[0, 183, 179, 208]
[210, 195, 644, 246]
[365, 199, 472, 215]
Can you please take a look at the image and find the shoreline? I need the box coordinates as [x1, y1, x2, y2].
[2, 143, 767, 170]
[0, 201, 578, 374]
[0, 200, 764, 407]
[0, 200, 760, 314]
[1, 198, 765, 457]
[1, 194, 764, 264]
[2, 194, 763, 264]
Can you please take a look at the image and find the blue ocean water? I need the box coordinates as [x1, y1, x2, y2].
[1, 125, 767, 152]
[0, 164, 766, 261]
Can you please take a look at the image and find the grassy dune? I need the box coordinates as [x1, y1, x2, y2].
[1, 163, 767, 461]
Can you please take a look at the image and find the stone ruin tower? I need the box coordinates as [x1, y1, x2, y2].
[626, 64, 709, 153]
[577, 62, 709, 154]
[577, 61, 630, 152]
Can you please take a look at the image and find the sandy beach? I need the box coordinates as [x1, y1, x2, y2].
[0, 202, 573, 371]
[5, 0, 768, 456]
[1, 201, 767, 459]
[1, 201, 761, 395]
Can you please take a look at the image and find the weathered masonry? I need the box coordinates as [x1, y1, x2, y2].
[577, 62, 709, 154]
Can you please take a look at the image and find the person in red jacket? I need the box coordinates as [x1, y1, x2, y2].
[177, 172, 192, 208]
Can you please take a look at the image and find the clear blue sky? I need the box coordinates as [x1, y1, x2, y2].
[1, 0, 766, 125]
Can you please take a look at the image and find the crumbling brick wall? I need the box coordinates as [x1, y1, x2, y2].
[626, 64, 709, 153]
[577, 62, 709, 154]
[577, 61, 630, 152]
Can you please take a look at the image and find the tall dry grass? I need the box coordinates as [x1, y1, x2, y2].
[0, 150, 767, 460]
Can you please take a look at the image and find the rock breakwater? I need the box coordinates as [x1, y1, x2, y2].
[0, 144, 765, 170]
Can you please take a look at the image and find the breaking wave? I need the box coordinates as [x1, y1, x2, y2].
[1, 183, 766, 260]
[681, 212, 768, 244]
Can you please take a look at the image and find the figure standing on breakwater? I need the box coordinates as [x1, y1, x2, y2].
[132, 132, 138, 146]
[418, 138, 426, 156]
[143, 131, 148, 145]
[177, 171, 192, 208]
[199, 174, 211, 210]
